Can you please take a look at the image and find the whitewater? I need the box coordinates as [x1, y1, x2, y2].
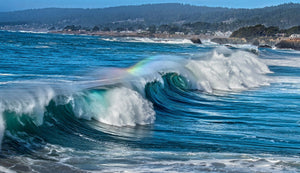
[0, 30, 299, 172]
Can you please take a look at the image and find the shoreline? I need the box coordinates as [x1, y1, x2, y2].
[51, 30, 300, 50]
[49, 30, 300, 50]
[49, 30, 215, 40]
[2, 29, 300, 50]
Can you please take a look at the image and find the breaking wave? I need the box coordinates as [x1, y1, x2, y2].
[0, 47, 271, 148]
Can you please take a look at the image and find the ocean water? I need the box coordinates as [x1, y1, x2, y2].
[0, 30, 299, 172]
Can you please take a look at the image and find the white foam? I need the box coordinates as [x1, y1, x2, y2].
[0, 73, 14, 76]
[74, 150, 300, 173]
[186, 48, 271, 92]
[231, 44, 258, 50]
[101, 38, 118, 42]
[0, 166, 16, 173]
[18, 30, 48, 34]
[71, 87, 155, 126]
[0, 73, 82, 78]
[263, 58, 300, 68]
[35, 45, 50, 49]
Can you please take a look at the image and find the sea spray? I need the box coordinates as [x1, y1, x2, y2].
[185, 47, 271, 92]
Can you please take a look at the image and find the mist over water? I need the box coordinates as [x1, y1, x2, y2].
[0, 31, 299, 172]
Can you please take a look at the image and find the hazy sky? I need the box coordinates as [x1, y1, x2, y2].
[0, 0, 299, 11]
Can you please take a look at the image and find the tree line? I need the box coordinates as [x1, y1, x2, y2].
[230, 24, 300, 38]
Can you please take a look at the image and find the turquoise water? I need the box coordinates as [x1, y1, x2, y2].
[0, 31, 299, 172]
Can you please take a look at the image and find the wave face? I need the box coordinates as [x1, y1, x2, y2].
[0, 31, 299, 172]
[70, 87, 155, 126]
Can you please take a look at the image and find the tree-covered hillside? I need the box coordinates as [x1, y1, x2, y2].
[0, 3, 299, 30]
[230, 25, 300, 38]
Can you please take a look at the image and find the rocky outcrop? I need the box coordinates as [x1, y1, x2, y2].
[258, 44, 272, 48]
[251, 37, 281, 47]
[190, 38, 202, 44]
[252, 39, 260, 46]
[211, 37, 300, 50]
[275, 38, 300, 50]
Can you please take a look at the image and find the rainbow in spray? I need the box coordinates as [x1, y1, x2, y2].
[126, 55, 185, 77]
[127, 56, 158, 75]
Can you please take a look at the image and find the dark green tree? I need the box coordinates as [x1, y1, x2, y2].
[92, 26, 100, 32]
[148, 25, 156, 34]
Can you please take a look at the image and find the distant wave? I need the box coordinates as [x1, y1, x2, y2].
[1, 30, 48, 34]
[101, 37, 194, 44]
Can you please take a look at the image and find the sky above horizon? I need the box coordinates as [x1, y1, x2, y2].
[0, 0, 299, 12]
